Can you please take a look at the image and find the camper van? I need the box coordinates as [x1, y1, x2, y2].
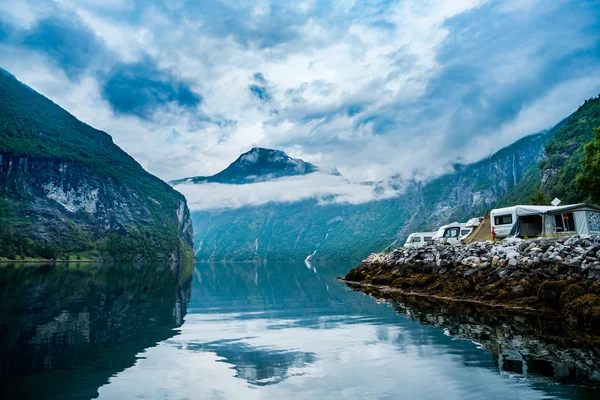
[490, 203, 600, 239]
[433, 222, 473, 245]
[490, 206, 552, 239]
[404, 232, 436, 248]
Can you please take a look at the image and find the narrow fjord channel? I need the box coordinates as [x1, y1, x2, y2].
[1, 261, 599, 399]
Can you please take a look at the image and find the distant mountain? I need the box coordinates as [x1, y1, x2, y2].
[170, 147, 338, 185]
[176, 130, 551, 261]
[0, 68, 194, 261]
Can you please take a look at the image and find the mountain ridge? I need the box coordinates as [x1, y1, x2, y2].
[170, 147, 339, 186]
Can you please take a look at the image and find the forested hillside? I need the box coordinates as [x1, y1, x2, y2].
[0, 68, 194, 261]
[495, 94, 600, 206]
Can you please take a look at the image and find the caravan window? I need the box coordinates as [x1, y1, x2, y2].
[494, 215, 513, 225]
[443, 227, 460, 238]
[461, 229, 471, 236]
[554, 213, 575, 232]
[413, 237, 422, 243]
[424, 236, 432, 242]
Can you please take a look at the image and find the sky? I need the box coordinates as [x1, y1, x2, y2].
[1, 0, 600, 192]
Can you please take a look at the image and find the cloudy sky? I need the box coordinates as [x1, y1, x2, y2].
[1, 0, 600, 185]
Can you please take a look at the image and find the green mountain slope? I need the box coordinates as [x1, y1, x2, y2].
[495, 94, 600, 206]
[0, 68, 194, 261]
[540, 95, 600, 203]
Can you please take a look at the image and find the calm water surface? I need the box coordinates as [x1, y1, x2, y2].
[1, 261, 599, 399]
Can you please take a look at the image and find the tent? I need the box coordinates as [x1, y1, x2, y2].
[463, 212, 492, 243]
[507, 203, 600, 238]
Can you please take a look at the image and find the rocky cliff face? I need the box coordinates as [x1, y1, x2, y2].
[0, 68, 194, 261]
[0, 153, 194, 261]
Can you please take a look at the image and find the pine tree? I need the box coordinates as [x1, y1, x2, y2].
[530, 190, 548, 205]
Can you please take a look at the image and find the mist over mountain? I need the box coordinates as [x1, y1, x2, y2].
[174, 122, 559, 261]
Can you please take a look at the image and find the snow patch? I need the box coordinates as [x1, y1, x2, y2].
[240, 149, 259, 164]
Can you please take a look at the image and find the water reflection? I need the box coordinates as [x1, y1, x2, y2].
[365, 290, 600, 384]
[1, 261, 600, 399]
[186, 338, 316, 386]
[0, 262, 193, 400]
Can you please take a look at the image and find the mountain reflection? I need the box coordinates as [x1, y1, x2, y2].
[0, 262, 193, 400]
[351, 286, 600, 385]
[187, 339, 316, 386]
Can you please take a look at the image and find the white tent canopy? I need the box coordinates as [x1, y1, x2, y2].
[493, 203, 600, 238]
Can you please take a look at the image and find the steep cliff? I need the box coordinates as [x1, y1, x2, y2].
[0, 68, 194, 261]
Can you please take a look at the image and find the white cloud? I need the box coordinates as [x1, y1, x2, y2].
[173, 172, 401, 211]
[2, 0, 600, 187]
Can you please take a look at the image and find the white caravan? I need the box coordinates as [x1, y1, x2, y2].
[491, 203, 600, 239]
[433, 222, 473, 245]
[404, 232, 436, 248]
[490, 205, 554, 239]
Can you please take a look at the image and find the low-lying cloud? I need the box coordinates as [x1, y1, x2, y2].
[174, 172, 400, 211]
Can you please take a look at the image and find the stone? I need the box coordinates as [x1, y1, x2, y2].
[508, 258, 518, 267]
[491, 256, 500, 265]
[461, 256, 480, 265]
[511, 285, 525, 294]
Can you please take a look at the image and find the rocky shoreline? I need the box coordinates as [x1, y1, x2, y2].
[342, 235, 600, 329]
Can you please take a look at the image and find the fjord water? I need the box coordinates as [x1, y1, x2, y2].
[1, 262, 599, 400]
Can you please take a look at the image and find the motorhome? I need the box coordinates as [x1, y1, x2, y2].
[490, 203, 600, 239]
[433, 222, 473, 245]
[404, 232, 436, 248]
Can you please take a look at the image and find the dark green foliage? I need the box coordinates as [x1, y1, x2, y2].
[576, 127, 600, 203]
[0, 69, 177, 204]
[542, 95, 600, 203]
[530, 190, 549, 205]
[0, 68, 193, 261]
